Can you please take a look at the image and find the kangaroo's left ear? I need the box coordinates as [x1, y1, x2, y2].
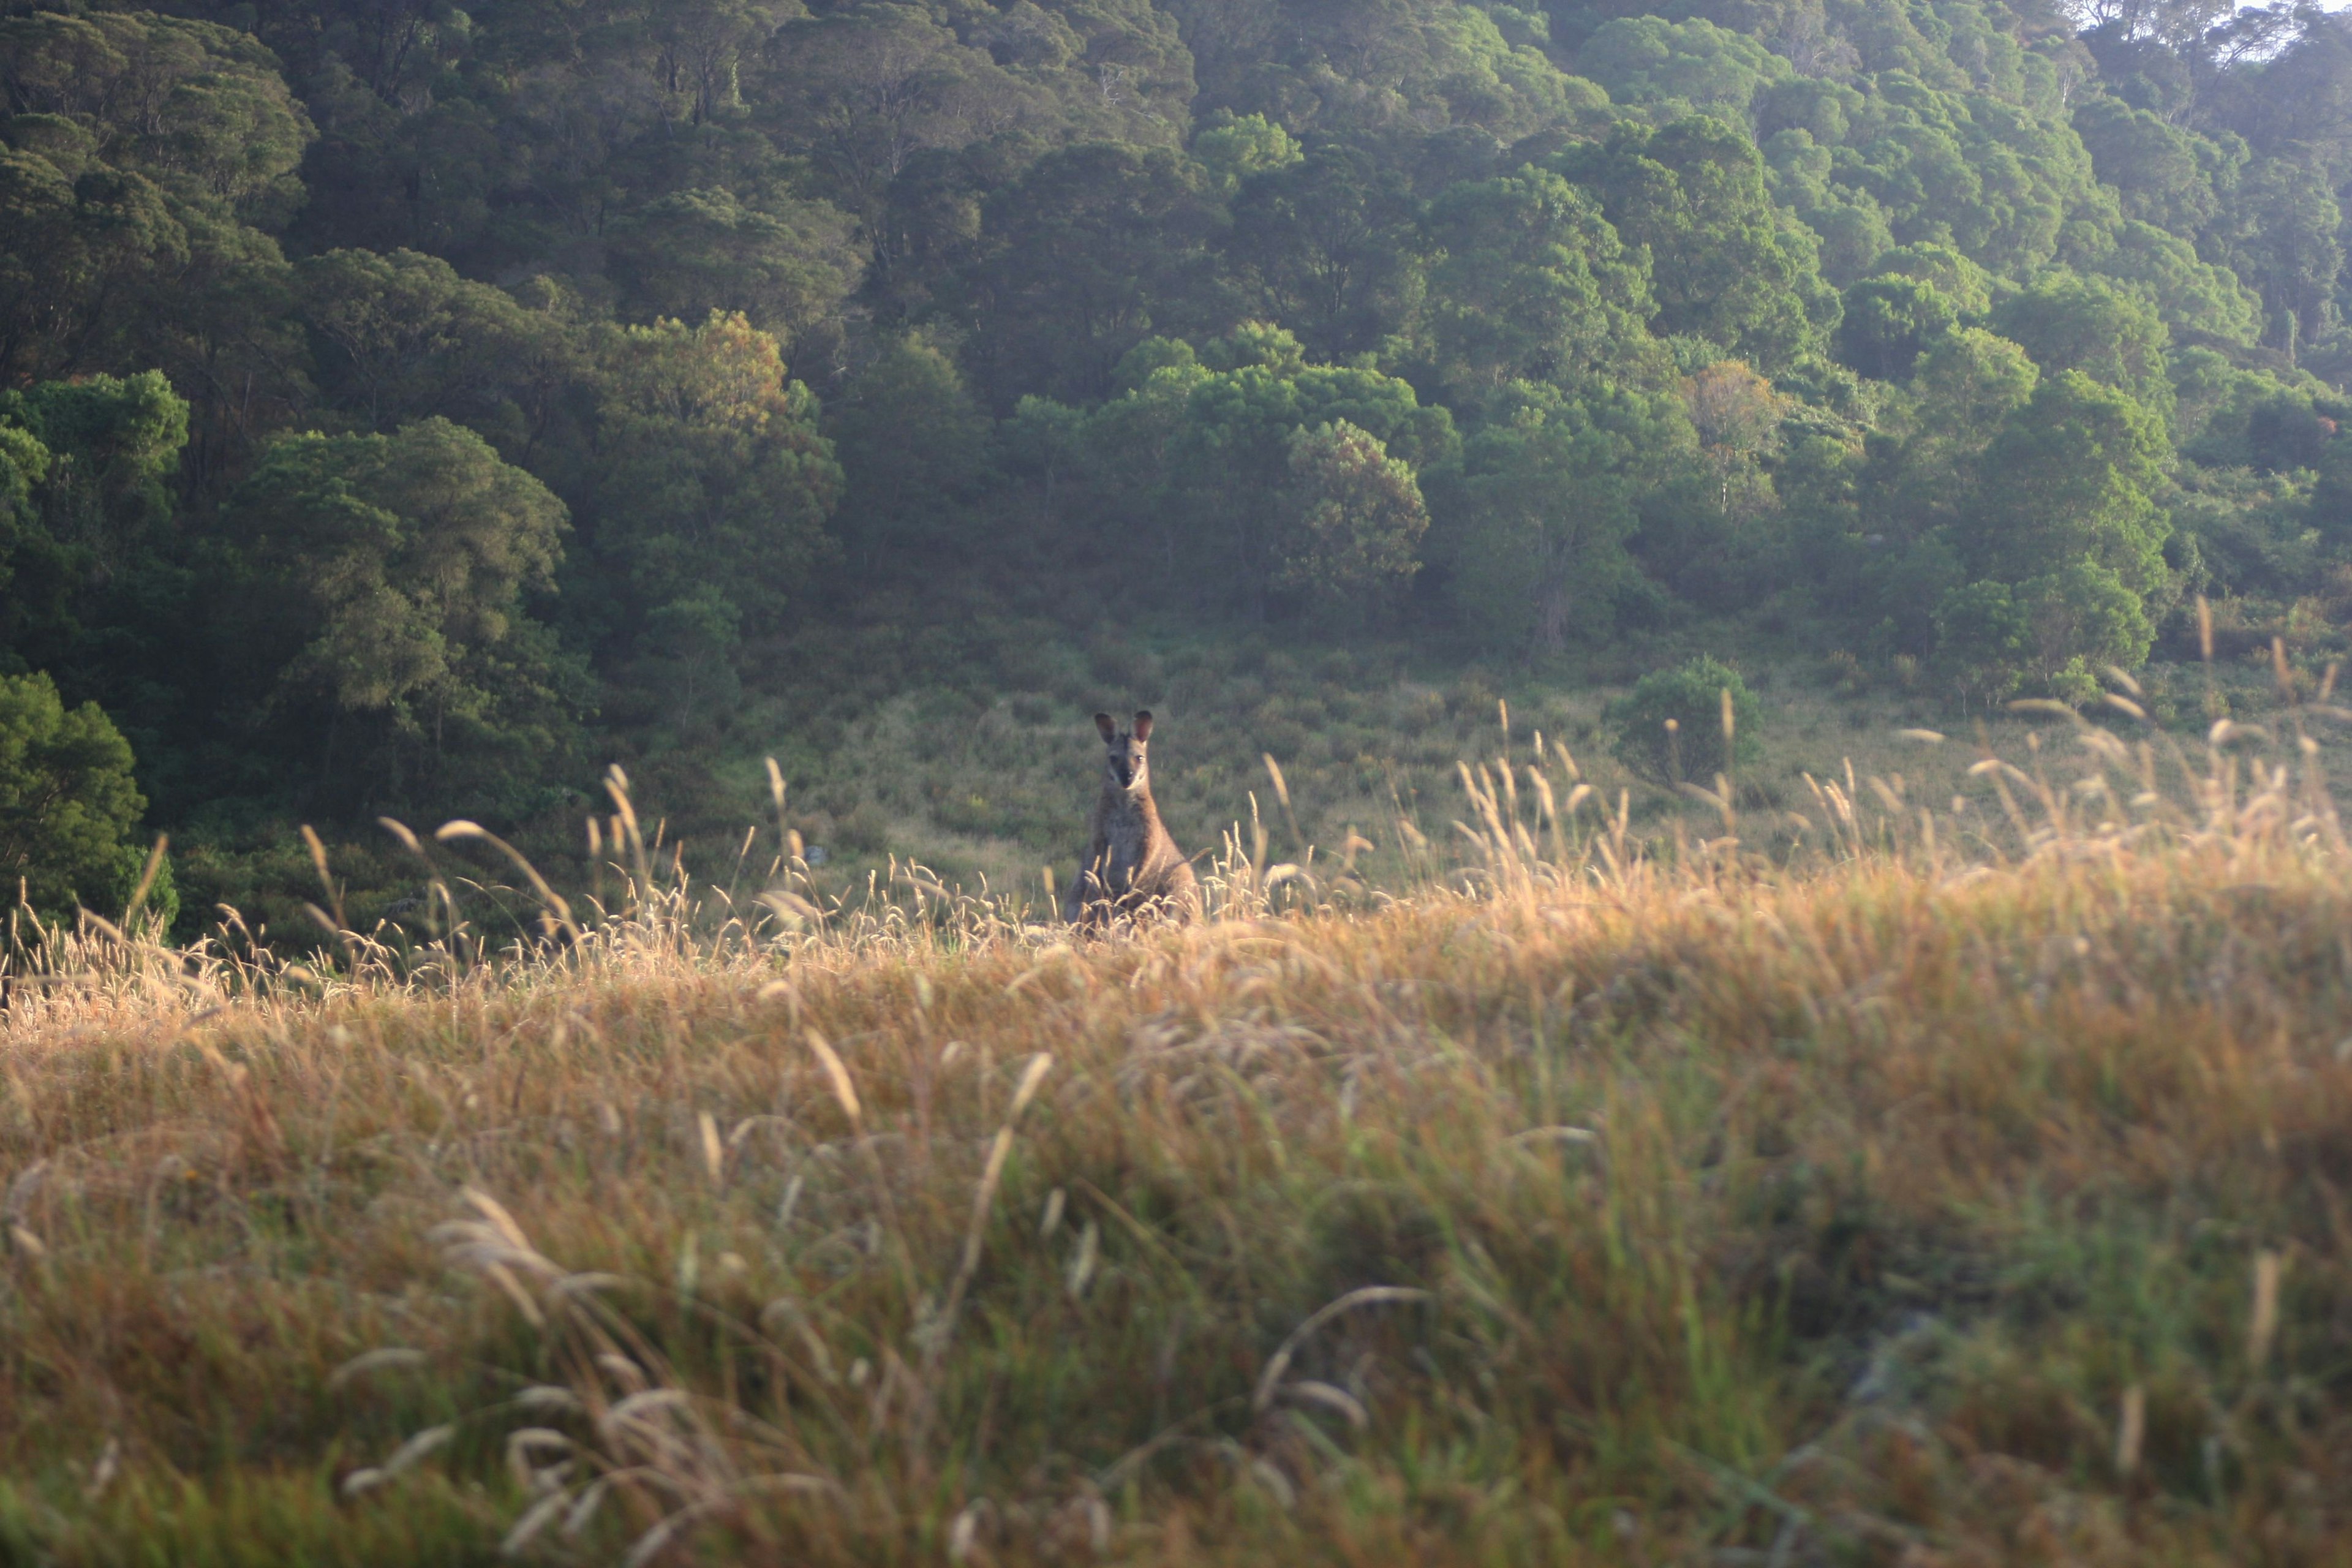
[1094, 712, 1117, 742]
[1133, 710, 1153, 743]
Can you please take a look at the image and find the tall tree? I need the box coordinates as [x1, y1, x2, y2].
[1553, 116, 1838, 368]
[1421, 166, 1659, 399]
[956, 143, 1227, 408]
[1442, 383, 1694, 652]
[219, 417, 584, 816]
[1962, 368, 2172, 591]
[584, 312, 843, 651]
[1275, 420, 1430, 615]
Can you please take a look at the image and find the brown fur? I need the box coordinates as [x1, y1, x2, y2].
[1063, 710, 1200, 927]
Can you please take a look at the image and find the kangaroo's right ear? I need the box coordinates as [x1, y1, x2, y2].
[1093, 712, 1117, 742]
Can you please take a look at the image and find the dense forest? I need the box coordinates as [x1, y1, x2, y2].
[3, 0, 2352, 927]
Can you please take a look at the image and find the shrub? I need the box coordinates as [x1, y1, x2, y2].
[0, 673, 170, 927]
[1607, 655, 1762, 784]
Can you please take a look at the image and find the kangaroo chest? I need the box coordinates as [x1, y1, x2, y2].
[1096, 804, 1158, 885]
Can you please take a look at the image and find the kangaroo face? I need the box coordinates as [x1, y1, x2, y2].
[1093, 710, 1155, 794]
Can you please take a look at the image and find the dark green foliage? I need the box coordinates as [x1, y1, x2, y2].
[1421, 167, 1659, 396]
[828, 335, 992, 568]
[1605, 654, 1761, 783]
[1988, 271, 2174, 420]
[219, 418, 585, 818]
[1441, 382, 1692, 652]
[1834, 274, 1956, 380]
[0, 670, 159, 924]
[1276, 419, 1430, 614]
[1057, 325, 1455, 614]
[1962, 370, 2171, 592]
[957, 143, 1227, 408]
[1932, 578, 2031, 705]
[2228, 157, 2342, 360]
[582, 312, 843, 647]
[1224, 143, 1422, 362]
[1554, 116, 1838, 369]
[0, 0, 2341, 929]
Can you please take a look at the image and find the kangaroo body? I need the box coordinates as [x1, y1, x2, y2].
[1064, 710, 1199, 927]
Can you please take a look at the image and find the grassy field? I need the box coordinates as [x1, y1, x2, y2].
[197, 603, 2346, 949]
[6, 692, 2352, 1565]
[625, 612, 2352, 903]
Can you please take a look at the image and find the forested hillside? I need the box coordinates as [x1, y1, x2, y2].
[4, 0, 2352, 926]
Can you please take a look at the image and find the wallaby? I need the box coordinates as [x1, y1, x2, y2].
[1063, 710, 1200, 928]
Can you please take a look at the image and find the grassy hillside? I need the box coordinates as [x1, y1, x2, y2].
[4, 718, 2351, 1565]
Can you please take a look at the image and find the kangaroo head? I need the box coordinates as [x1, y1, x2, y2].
[1094, 710, 1154, 793]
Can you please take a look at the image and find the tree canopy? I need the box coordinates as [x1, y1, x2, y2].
[2, 0, 2352, 927]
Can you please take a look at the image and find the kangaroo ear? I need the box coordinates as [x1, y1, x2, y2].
[1133, 710, 1153, 742]
[1093, 712, 1117, 741]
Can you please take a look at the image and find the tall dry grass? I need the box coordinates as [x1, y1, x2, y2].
[4, 684, 2352, 1565]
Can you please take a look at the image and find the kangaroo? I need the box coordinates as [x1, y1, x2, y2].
[1063, 710, 1200, 928]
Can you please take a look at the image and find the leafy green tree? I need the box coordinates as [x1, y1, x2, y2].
[827, 334, 992, 568]
[0, 372, 191, 717]
[606, 188, 864, 364]
[297, 249, 552, 436]
[0, 12, 313, 225]
[639, 590, 745, 721]
[1442, 383, 1690, 652]
[221, 417, 584, 815]
[1962, 369, 2173, 594]
[0, 10, 312, 462]
[2075, 221, 2262, 349]
[1576, 15, 1790, 119]
[1192, 110, 1302, 194]
[1, 371, 187, 577]
[2019, 558, 2155, 701]
[1834, 274, 1958, 380]
[0, 137, 184, 383]
[0, 418, 55, 662]
[1422, 167, 1659, 398]
[1276, 420, 1430, 612]
[0, 672, 162, 925]
[2226, 156, 2343, 360]
[1865, 326, 2040, 545]
[1932, 578, 2030, 706]
[1554, 117, 1836, 369]
[1758, 121, 1891, 284]
[1160, 328, 1455, 613]
[1988, 271, 2173, 420]
[1807, 77, 2092, 281]
[1168, 0, 1591, 140]
[1605, 654, 1761, 784]
[957, 143, 1225, 407]
[761, 2, 1019, 251]
[2071, 97, 2227, 241]
[1868, 243, 1994, 313]
[1063, 326, 1455, 614]
[586, 312, 843, 646]
[1223, 143, 1424, 363]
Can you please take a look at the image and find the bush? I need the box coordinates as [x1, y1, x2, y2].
[1607, 655, 1763, 784]
[0, 673, 170, 927]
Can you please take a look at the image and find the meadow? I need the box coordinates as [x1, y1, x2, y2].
[4, 668, 2352, 1566]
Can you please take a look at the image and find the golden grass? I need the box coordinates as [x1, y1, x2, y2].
[6, 703, 2352, 1564]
